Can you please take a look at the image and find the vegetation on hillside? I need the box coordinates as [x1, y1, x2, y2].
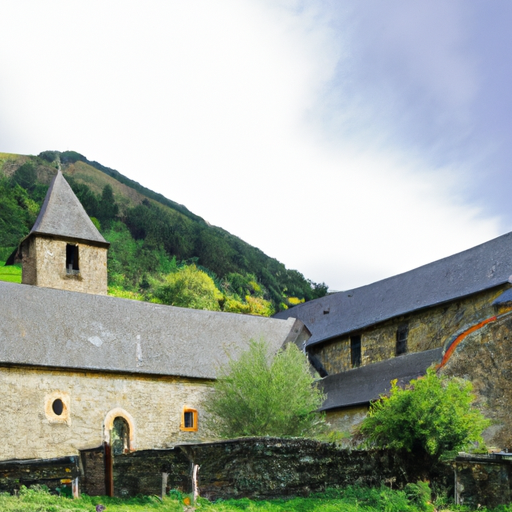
[360, 369, 490, 465]
[0, 151, 328, 314]
[204, 339, 326, 438]
[0, 261, 21, 283]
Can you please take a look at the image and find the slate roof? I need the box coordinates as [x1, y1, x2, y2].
[275, 232, 512, 347]
[29, 171, 108, 245]
[0, 281, 306, 380]
[318, 348, 443, 411]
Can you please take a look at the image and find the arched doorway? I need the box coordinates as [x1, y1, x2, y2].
[103, 409, 135, 497]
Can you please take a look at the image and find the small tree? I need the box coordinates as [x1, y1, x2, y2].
[360, 369, 490, 463]
[204, 339, 326, 438]
[152, 264, 222, 311]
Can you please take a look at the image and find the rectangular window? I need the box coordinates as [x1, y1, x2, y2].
[66, 244, 79, 274]
[350, 335, 361, 368]
[180, 407, 198, 432]
[396, 325, 409, 356]
[184, 412, 194, 428]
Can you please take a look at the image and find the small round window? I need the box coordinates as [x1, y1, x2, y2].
[52, 398, 64, 416]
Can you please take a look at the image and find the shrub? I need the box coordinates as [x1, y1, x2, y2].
[360, 368, 490, 463]
[204, 339, 326, 438]
[152, 264, 222, 311]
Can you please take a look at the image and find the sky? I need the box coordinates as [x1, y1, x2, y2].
[1, 1, 512, 291]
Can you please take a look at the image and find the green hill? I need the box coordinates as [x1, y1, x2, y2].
[0, 151, 327, 314]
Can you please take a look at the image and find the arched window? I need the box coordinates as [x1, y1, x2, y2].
[111, 417, 130, 455]
[103, 408, 135, 450]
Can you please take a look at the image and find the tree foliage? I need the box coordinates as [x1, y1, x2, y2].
[204, 339, 326, 438]
[360, 369, 490, 461]
[152, 264, 222, 311]
[11, 162, 37, 192]
[0, 176, 41, 251]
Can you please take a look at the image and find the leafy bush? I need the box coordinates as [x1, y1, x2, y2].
[152, 264, 222, 310]
[360, 368, 490, 463]
[204, 339, 326, 438]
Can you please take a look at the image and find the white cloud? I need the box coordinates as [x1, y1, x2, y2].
[0, 0, 503, 291]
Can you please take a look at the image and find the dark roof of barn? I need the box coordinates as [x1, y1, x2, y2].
[275, 232, 512, 347]
[28, 171, 108, 245]
[0, 281, 306, 380]
[318, 348, 443, 411]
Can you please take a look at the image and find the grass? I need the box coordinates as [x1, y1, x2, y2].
[0, 485, 508, 512]
[0, 261, 21, 283]
[0, 152, 20, 166]
[107, 285, 145, 301]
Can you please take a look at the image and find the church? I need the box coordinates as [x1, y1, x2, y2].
[0, 170, 309, 477]
[276, 230, 512, 449]
[4, 165, 512, 498]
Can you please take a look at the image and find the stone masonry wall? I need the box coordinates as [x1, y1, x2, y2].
[2, 441, 511, 508]
[325, 405, 369, 436]
[112, 449, 191, 498]
[22, 236, 108, 295]
[113, 444, 512, 507]
[311, 286, 507, 374]
[454, 456, 512, 509]
[0, 366, 210, 461]
[179, 438, 453, 501]
[0, 456, 79, 494]
[441, 312, 512, 449]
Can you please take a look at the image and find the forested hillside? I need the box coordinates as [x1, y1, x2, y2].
[0, 151, 327, 315]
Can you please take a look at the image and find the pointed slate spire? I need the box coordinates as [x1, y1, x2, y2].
[30, 171, 108, 245]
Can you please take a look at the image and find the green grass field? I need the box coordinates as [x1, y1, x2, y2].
[0, 261, 21, 283]
[0, 485, 505, 512]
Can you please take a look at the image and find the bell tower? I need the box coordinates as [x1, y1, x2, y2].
[17, 170, 109, 295]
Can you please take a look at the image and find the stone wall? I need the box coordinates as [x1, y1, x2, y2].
[112, 449, 191, 497]
[325, 405, 368, 437]
[80, 447, 106, 496]
[454, 455, 512, 509]
[179, 438, 452, 501]
[5, 440, 512, 508]
[0, 456, 79, 495]
[22, 236, 108, 295]
[0, 365, 210, 461]
[441, 311, 512, 449]
[311, 286, 507, 374]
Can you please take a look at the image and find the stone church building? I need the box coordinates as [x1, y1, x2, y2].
[4, 167, 512, 497]
[276, 231, 512, 449]
[0, 171, 309, 488]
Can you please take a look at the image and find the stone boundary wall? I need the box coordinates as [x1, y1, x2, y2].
[112, 448, 191, 498]
[2, 440, 512, 508]
[0, 456, 79, 495]
[80, 447, 106, 497]
[454, 455, 512, 509]
[178, 438, 452, 501]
